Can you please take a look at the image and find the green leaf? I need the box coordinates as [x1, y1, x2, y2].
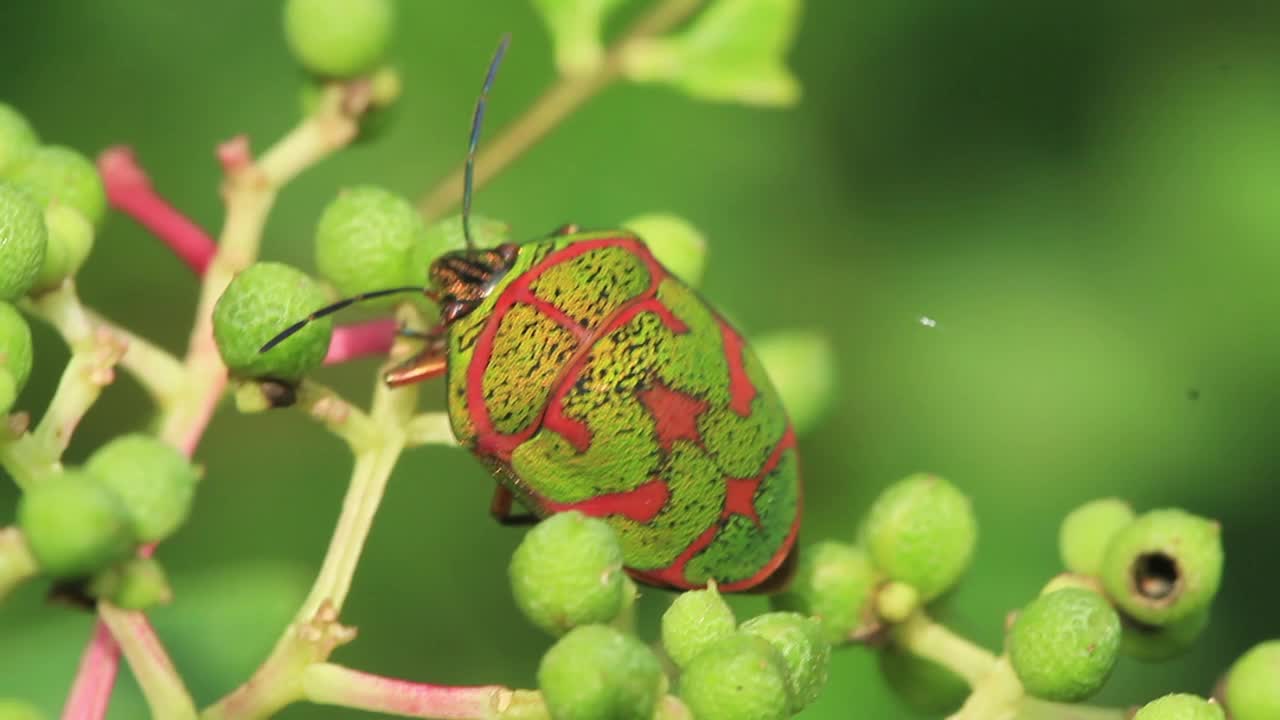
[622, 0, 802, 106]
[531, 0, 630, 76]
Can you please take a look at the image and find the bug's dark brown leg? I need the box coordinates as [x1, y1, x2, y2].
[383, 326, 448, 387]
[490, 485, 540, 526]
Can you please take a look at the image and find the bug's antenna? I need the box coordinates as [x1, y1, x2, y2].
[258, 286, 426, 353]
[463, 33, 512, 252]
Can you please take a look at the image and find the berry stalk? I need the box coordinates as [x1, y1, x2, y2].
[62, 80, 366, 720]
[97, 146, 217, 276]
[416, 0, 702, 220]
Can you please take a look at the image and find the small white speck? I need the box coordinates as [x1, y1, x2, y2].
[918, 315, 937, 328]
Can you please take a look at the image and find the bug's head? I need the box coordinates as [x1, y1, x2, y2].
[427, 243, 520, 324]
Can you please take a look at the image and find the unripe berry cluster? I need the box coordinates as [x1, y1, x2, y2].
[0, 104, 104, 413]
[508, 511, 831, 719]
[17, 434, 197, 607]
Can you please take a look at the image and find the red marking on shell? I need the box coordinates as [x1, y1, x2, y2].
[540, 297, 690, 455]
[719, 324, 757, 417]
[510, 287, 593, 342]
[468, 236, 668, 461]
[723, 477, 763, 528]
[543, 478, 670, 524]
[629, 427, 799, 591]
[635, 380, 708, 453]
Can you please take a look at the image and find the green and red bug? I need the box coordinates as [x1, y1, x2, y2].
[263, 36, 801, 592]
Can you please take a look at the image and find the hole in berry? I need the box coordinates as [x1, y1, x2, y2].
[1132, 552, 1180, 601]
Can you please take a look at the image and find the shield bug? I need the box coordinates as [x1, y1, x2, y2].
[263, 35, 801, 591]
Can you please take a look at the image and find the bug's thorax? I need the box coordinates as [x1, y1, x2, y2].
[428, 243, 521, 325]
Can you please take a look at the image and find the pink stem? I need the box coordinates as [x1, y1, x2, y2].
[68, 154, 223, 720]
[61, 625, 120, 720]
[324, 319, 398, 365]
[98, 147, 216, 275]
[304, 664, 508, 719]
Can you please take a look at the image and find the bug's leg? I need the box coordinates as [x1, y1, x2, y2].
[490, 485, 540, 526]
[550, 223, 581, 237]
[383, 326, 448, 387]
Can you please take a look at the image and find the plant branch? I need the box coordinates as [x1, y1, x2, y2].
[2, 286, 125, 489]
[1014, 698, 1130, 720]
[98, 146, 217, 275]
[892, 612, 997, 687]
[62, 624, 121, 720]
[99, 603, 197, 720]
[417, 0, 702, 219]
[949, 657, 1023, 720]
[81, 309, 186, 405]
[65, 80, 368, 720]
[205, 306, 421, 719]
[301, 664, 515, 719]
[404, 412, 454, 448]
[0, 527, 38, 600]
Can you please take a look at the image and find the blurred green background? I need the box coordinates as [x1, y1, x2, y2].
[3, 1, 1279, 717]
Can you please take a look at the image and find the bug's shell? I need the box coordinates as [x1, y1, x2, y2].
[445, 231, 801, 591]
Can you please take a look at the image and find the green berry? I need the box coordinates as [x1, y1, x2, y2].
[314, 186, 428, 305]
[877, 644, 968, 716]
[1100, 508, 1223, 626]
[661, 581, 737, 669]
[679, 634, 790, 720]
[0, 181, 48, 301]
[31, 202, 93, 292]
[0, 698, 45, 720]
[538, 625, 664, 720]
[739, 612, 830, 712]
[1224, 640, 1280, 720]
[770, 540, 877, 644]
[213, 262, 333, 381]
[7, 146, 105, 226]
[1120, 606, 1209, 662]
[623, 213, 707, 287]
[0, 103, 38, 175]
[1060, 498, 1136, 576]
[406, 213, 510, 284]
[85, 434, 200, 543]
[88, 556, 172, 610]
[1008, 588, 1121, 702]
[284, 0, 394, 78]
[509, 511, 632, 636]
[1133, 694, 1225, 720]
[753, 330, 835, 435]
[0, 301, 33, 391]
[876, 580, 920, 624]
[17, 470, 136, 578]
[860, 473, 977, 601]
[0, 370, 15, 416]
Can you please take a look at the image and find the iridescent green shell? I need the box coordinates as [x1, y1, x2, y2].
[445, 231, 800, 590]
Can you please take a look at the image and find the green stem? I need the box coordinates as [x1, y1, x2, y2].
[82, 307, 186, 405]
[949, 657, 1023, 720]
[404, 412, 454, 447]
[2, 284, 125, 489]
[75, 80, 366, 720]
[204, 307, 421, 719]
[157, 83, 360, 455]
[0, 527, 38, 601]
[417, 0, 703, 219]
[893, 612, 997, 687]
[99, 603, 197, 720]
[292, 380, 380, 453]
[1014, 698, 1130, 720]
[301, 663, 512, 719]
